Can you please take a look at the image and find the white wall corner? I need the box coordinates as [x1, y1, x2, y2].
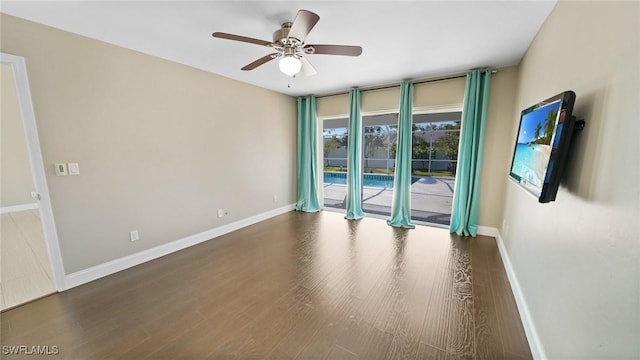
[64, 204, 296, 290]
[476, 225, 498, 238]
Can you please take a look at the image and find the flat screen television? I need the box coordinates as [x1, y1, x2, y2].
[508, 90, 580, 203]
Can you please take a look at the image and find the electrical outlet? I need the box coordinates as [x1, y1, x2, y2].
[129, 230, 139, 242]
[273, 194, 278, 203]
[217, 209, 224, 218]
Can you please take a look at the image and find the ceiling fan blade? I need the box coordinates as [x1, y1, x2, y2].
[241, 53, 279, 71]
[212, 32, 272, 46]
[287, 10, 320, 42]
[299, 56, 317, 76]
[304, 44, 363, 56]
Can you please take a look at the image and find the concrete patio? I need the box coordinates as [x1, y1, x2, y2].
[323, 176, 455, 225]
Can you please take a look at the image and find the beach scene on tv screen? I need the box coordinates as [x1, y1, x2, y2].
[511, 100, 561, 190]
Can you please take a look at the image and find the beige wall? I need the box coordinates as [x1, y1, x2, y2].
[479, 67, 518, 227]
[1, 14, 297, 274]
[317, 77, 466, 118]
[317, 93, 349, 118]
[501, 1, 639, 358]
[1, 63, 36, 207]
[414, 77, 466, 111]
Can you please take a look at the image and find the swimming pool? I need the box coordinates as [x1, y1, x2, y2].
[323, 172, 418, 188]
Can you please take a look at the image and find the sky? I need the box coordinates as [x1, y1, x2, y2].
[517, 100, 561, 144]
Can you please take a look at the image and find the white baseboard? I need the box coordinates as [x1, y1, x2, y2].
[480, 225, 547, 360]
[477, 225, 498, 238]
[64, 204, 296, 290]
[1, 202, 39, 214]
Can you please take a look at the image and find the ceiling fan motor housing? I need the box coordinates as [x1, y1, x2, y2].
[273, 22, 301, 46]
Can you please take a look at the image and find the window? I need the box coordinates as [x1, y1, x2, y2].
[360, 113, 398, 217]
[410, 112, 461, 225]
[322, 118, 348, 209]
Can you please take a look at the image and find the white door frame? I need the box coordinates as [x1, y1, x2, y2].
[1, 52, 66, 291]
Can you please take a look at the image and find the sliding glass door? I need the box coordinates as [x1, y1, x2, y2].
[360, 113, 398, 217]
[410, 112, 461, 225]
[322, 111, 461, 226]
[322, 118, 349, 209]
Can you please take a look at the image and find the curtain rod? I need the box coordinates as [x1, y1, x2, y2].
[316, 69, 496, 99]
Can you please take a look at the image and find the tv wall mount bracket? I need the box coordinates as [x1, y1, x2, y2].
[573, 117, 586, 132]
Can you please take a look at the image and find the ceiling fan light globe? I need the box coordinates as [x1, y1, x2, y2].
[279, 56, 302, 76]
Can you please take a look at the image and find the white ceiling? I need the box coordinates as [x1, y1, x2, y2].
[1, 1, 556, 97]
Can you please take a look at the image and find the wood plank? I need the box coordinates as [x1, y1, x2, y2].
[117, 302, 207, 358]
[446, 237, 475, 359]
[226, 285, 319, 359]
[417, 341, 454, 360]
[143, 309, 252, 359]
[293, 295, 364, 359]
[0, 211, 532, 359]
[471, 237, 505, 359]
[419, 237, 456, 351]
[480, 236, 532, 359]
[492, 271, 532, 359]
[381, 228, 446, 360]
[274, 219, 393, 358]
[324, 344, 358, 360]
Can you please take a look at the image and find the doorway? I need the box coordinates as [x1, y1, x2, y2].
[1, 54, 63, 309]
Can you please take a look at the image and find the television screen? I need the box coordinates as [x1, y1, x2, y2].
[509, 91, 577, 203]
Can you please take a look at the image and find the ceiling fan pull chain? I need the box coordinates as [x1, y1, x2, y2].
[288, 74, 297, 88]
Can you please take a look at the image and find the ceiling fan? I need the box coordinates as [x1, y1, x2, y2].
[212, 9, 362, 77]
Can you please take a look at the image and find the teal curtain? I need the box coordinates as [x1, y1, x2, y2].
[450, 70, 492, 236]
[387, 81, 415, 229]
[345, 88, 365, 220]
[295, 95, 321, 212]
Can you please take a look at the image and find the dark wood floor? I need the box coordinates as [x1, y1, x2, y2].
[1, 211, 531, 359]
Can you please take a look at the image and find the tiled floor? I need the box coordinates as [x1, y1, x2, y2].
[1, 209, 55, 310]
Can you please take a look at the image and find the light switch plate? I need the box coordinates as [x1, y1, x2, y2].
[68, 162, 80, 175]
[55, 163, 67, 176]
